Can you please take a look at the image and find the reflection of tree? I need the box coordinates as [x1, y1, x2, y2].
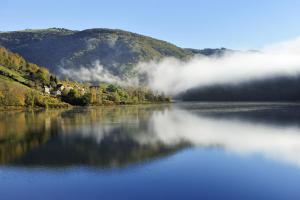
[0, 105, 187, 168]
[0, 110, 62, 164]
[3, 103, 300, 168]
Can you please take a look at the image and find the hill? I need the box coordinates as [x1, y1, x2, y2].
[0, 28, 189, 77]
[0, 46, 69, 108]
[0, 46, 170, 108]
[0, 28, 226, 80]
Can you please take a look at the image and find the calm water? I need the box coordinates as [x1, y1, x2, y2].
[1, 102, 300, 200]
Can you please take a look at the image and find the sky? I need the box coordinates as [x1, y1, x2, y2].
[1, 0, 300, 49]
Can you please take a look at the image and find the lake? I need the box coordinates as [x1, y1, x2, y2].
[1, 102, 300, 200]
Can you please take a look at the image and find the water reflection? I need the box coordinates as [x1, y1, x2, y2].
[1, 103, 300, 168]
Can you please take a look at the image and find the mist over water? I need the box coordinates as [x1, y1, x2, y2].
[149, 106, 300, 168]
[139, 37, 300, 95]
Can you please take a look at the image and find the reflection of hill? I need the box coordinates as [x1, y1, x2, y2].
[5, 103, 300, 169]
[0, 105, 188, 168]
[12, 132, 186, 167]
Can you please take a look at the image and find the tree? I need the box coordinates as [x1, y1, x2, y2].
[35, 67, 50, 84]
[25, 91, 37, 107]
[61, 89, 91, 106]
[80, 93, 92, 105]
[0, 90, 3, 98]
[106, 84, 118, 92]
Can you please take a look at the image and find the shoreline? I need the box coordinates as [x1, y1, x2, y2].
[0, 102, 172, 111]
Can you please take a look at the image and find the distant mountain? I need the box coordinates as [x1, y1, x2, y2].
[0, 28, 228, 79]
[178, 76, 300, 101]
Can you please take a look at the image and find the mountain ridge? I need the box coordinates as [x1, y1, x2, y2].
[0, 28, 228, 80]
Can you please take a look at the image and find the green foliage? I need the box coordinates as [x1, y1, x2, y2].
[88, 83, 170, 105]
[81, 93, 92, 105]
[0, 76, 67, 108]
[106, 84, 118, 92]
[61, 89, 92, 106]
[0, 47, 69, 108]
[0, 47, 55, 89]
[0, 65, 27, 84]
[25, 90, 36, 107]
[35, 67, 50, 84]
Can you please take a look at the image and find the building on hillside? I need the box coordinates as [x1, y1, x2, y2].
[57, 84, 64, 91]
[44, 86, 51, 94]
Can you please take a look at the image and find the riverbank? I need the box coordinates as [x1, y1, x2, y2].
[0, 101, 172, 111]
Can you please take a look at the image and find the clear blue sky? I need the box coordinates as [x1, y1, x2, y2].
[2, 0, 300, 49]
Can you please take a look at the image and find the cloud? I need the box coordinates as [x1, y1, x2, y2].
[138, 37, 300, 95]
[60, 60, 137, 86]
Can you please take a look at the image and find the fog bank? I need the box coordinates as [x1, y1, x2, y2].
[139, 37, 300, 95]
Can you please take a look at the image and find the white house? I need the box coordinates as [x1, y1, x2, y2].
[44, 86, 50, 94]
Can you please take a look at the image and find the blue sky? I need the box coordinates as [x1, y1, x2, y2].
[2, 0, 300, 49]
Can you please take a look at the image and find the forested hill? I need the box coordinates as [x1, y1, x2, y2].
[0, 46, 68, 107]
[0, 28, 227, 78]
[0, 46, 170, 108]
